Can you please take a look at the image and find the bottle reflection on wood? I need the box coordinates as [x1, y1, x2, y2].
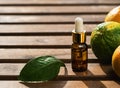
[71, 17, 88, 72]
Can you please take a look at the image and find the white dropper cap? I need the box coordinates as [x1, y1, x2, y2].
[75, 17, 84, 33]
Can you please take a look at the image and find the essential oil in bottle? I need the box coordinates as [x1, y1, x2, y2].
[71, 17, 88, 72]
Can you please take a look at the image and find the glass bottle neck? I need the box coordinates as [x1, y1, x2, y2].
[72, 31, 86, 44]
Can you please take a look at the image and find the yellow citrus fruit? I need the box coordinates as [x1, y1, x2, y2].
[105, 6, 120, 23]
[112, 45, 120, 77]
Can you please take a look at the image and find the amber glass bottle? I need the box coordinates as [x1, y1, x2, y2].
[71, 17, 88, 72]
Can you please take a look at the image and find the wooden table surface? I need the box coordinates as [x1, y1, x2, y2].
[0, 0, 120, 88]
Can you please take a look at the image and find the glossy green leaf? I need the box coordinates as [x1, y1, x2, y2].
[18, 56, 65, 82]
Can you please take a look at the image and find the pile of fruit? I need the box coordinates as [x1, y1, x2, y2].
[90, 6, 120, 77]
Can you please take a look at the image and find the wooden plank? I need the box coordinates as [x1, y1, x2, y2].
[0, 49, 96, 60]
[101, 81, 120, 88]
[0, 81, 88, 88]
[0, 63, 119, 81]
[0, 36, 72, 45]
[0, 15, 105, 23]
[0, 81, 120, 88]
[0, 63, 111, 76]
[0, 36, 91, 45]
[0, 0, 119, 5]
[83, 81, 120, 88]
[0, 24, 96, 33]
[0, 81, 119, 88]
[0, 6, 115, 14]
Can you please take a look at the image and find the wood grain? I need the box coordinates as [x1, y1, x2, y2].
[0, 81, 120, 88]
[0, 63, 112, 76]
[0, 24, 96, 33]
[0, 63, 119, 82]
[0, 0, 120, 5]
[0, 36, 91, 45]
[0, 63, 106, 75]
[0, 6, 115, 14]
[0, 81, 119, 88]
[0, 49, 96, 60]
[0, 81, 88, 88]
[0, 15, 105, 24]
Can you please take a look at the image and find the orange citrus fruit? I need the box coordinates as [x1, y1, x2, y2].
[112, 45, 120, 77]
[105, 6, 120, 23]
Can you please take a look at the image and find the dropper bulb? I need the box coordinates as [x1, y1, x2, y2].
[75, 17, 84, 33]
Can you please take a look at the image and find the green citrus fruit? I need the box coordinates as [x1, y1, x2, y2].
[112, 45, 120, 77]
[90, 21, 120, 64]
